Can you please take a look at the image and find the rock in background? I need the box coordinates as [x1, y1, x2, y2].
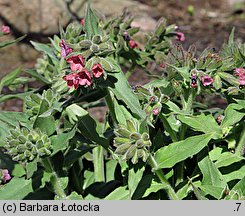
[0, 0, 157, 78]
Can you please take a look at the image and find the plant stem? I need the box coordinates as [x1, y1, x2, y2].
[93, 146, 105, 182]
[159, 114, 178, 142]
[148, 154, 179, 200]
[175, 89, 194, 186]
[42, 158, 67, 199]
[105, 89, 118, 126]
[235, 126, 245, 156]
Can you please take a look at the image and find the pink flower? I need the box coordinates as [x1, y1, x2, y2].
[152, 107, 160, 116]
[63, 70, 92, 89]
[129, 39, 138, 49]
[63, 73, 80, 89]
[78, 69, 92, 86]
[1, 25, 10, 34]
[1, 169, 11, 183]
[191, 75, 197, 88]
[234, 68, 245, 86]
[176, 32, 185, 42]
[91, 63, 104, 78]
[201, 75, 214, 86]
[59, 39, 73, 58]
[67, 55, 85, 71]
[80, 18, 85, 26]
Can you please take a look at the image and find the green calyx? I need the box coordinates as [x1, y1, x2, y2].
[4, 127, 52, 163]
[114, 119, 151, 164]
[25, 89, 60, 118]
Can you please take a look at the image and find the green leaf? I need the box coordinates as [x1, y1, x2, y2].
[198, 156, 227, 199]
[169, 66, 190, 80]
[50, 127, 76, 154]
[143, 78, 169, 89]
[199, 185, 224, 199]
[128, 165, 145, 199]
[232, 176, 245, 196]
[11, 164, 26, 177]
[25, 69, 51, 84]
[223, 165, 245, 182]
[198, 155, 227, 188]
[33, 99, 56, 136]
[0, 177, 33, 200]
[84, 4, 100, 40]
[132, 174, 170, 199]
[66, 192, 83, 200]
[64, 145, 93, 168]
[178, 114, 222, 139]
[215, 152, 244, 168]
[105, 160, 118, 182]
[104, 186, 129, 200]
[190, 181, 208, 200]
[108, 70, 146, 120]
[0, 91, 34, 103]
[83, 171, 95, 190]
[30, 41, 56, 59]
[0, 35, 26, 48]
[0, 67, 22, 93]
[221, 103, 244, 128]
[154, 134, 213, 169]
[0, 112, 30, 146]
[69, 105, 109, 149]
[26, 160, 38, 179]
[113, 97, 133, 125]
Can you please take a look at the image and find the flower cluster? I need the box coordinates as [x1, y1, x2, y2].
[234, 68, 245, 86]
[190, 70, 214, 88]
[62, 53, 104, 89]
[4, 127, 52, 163]
[123, 31, 138, 49]
[114, 120, 152, 164]
[0, 169, 11, 184]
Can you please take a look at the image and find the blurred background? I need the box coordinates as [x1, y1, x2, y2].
[0, 0, 244, 112]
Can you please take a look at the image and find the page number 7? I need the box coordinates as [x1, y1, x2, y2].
[235, 203, 241, 212]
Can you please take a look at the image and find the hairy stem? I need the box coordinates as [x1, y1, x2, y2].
[148, 154, 179, 200]
[42, 158, 67, 199]
[105, 89, 118, 126]
[93, 146, 105, 182]
[175, 89, 194, 186]
[235, 126, 245, 156]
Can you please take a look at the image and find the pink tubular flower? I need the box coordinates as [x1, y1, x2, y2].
[129, 39, 138, 49]
[63, 73, 80, 89]
[234, 68, 245, 86]
[59, 39, 73, 58]
[67, 55, 85, 71]
[191, 75, 197, 88]
[80, 18, 85, 26]
[91, 63, 104, 78]
[78, 69, 92, 86]
[1, 169, 11, 183]
[1, 25, 10, 34]
[201, 75, 214, 86]
[63, 70, 92, 89]
[176, 32, 185, 42]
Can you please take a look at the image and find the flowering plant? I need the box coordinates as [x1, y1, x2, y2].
[0, 5, 244, 200]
